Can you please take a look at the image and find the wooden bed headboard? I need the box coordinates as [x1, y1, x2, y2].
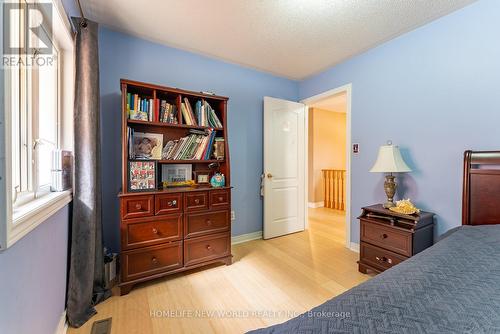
[462, 150, 500, 225]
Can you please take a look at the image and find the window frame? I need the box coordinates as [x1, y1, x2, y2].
[1, 0, 75, 249]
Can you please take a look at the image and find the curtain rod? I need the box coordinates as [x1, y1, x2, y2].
[75, 0, 87, 27]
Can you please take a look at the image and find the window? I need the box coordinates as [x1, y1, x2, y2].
[2, 0, 74, 249]
[9, 1, 60, 207]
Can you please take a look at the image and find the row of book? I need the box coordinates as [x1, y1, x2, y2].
[180, 97, 223, 127]
[195, 100, 223, 127]
[127, 93, 178, 124]
[162, 129, 217, 161]
[127, 93, 155, 121]
[127, 93, 223, 128]
[160, 100, 178, 124]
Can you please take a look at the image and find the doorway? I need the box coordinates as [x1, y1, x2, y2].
[302, 84, 352, 249]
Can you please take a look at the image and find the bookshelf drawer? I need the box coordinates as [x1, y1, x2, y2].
[121, 195, 154, 219]
[210, 189, 230, 209]
[123, 214, 182, 250]
[122, 242, 183, 282]
[185, 210, 229, 238]
[184, 232, 230, 267]
[156, 193, 182, 215]
[184, 192, 209, 212]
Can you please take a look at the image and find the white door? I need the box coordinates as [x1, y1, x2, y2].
[263, 97, 306, 239]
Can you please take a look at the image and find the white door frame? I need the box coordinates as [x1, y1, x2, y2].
[301, 84, 353, 250]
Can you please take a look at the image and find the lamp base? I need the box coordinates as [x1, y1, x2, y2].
[383, 174, 397, 209]
[383, 201, 395, 209]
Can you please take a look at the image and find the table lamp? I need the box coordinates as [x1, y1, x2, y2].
[370, 141, 411, 208]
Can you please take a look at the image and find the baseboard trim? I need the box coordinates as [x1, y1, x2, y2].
[55, 310, 67, 334]
[349, 242, 360, 253]
[231, 231, 263, 245]
[308, 201, 324, 208]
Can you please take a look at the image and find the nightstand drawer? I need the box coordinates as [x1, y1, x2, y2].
[360, 242, 407, 272]
[361, 219, 412, 256]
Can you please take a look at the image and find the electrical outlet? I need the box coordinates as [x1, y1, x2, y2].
[231, 210, 236, 221]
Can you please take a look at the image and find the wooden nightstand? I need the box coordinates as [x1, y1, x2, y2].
[357, 204, 434, 274]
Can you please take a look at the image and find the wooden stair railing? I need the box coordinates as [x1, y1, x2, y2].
[322, 169, 346, 210]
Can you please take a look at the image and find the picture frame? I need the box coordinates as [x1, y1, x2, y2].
[161, 164, 192, 183]
[128, 161, 157, 192]
[133, 132, 163, 160]
[193, 170, 211, 184]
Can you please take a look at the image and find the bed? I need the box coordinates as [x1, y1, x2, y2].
[249, 151, 500, 334]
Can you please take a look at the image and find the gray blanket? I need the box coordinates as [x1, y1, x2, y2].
[249, 225, 500, 333]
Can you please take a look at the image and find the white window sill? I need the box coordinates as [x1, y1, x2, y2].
[8, 190, 72, 247]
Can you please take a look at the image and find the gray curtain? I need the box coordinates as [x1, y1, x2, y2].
[67, 17, 110, 328]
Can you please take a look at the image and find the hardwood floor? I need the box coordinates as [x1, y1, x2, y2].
[68, 208, 370, 334]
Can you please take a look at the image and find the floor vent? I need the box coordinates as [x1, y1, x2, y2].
[90, 318, 112, 334]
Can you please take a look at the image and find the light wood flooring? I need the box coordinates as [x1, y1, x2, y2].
[69, 208, 370, 334]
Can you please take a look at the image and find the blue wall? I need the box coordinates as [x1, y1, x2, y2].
[0, 206, 69, 334]
[99, 28, 299, 251]
[299, 0, 500, 242]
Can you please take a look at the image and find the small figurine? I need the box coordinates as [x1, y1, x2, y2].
[210, 173, 225, 188]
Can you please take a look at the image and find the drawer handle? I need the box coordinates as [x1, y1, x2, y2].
[381, 233, 388, 239]
[206, 219, 212, 226]
[152, 228, 158, 234]
[375, 256, 392, 264]
[194, 199, 200, 204]
[218, 196, 224, 202]
[206, 245, 212, 251]
[135, 203, 142, 210]
[167, 200, 177, 207]
[151, 257, 158, 265]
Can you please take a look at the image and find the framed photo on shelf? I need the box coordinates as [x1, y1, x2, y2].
[162, 164, 192, 184]
[133, 132, 163, 160]
[128, 161, 157, 192]
[193, 170, 211, 185]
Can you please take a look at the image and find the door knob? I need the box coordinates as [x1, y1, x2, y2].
[267, 173, 273, 178]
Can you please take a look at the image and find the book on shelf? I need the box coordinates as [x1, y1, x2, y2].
[127, 93, 153, 121]
[159, 100, 178, 124]
[161, 129, 217, 161]
[181, 97, 197, 126]
[194, 100, 223, 127]
[127, 92, 178, 124]
[213, 137, 225, 160]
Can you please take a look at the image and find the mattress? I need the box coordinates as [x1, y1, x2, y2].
[248, 225, 500, 333]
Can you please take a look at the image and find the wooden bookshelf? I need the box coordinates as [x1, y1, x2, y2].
[127, 119, 223, 131]
[118, 79, 232, 295]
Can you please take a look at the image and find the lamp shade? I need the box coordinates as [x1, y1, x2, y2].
[369, 145, 412, 173]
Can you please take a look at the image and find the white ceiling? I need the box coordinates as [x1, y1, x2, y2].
[82, 0, 476, 80]
[309, 92, 347, 113]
